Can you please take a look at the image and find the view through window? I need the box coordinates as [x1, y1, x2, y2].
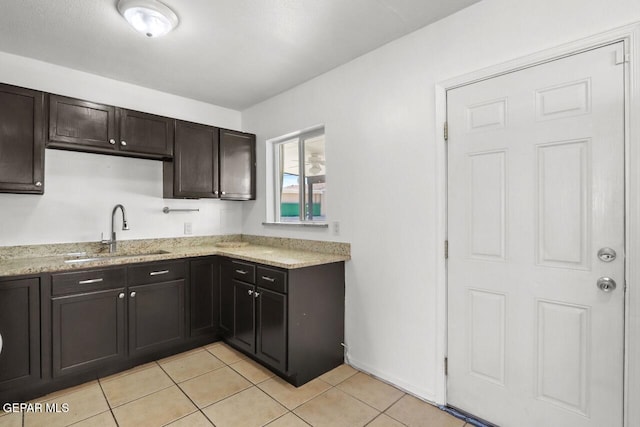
[275, 129, 325, 223]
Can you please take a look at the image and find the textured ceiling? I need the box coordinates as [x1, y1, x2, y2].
[0, 0, 480, 110]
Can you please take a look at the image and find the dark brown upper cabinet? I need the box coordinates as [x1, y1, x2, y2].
[0, 84, 45, 194]
[118, 109, 174, 157]
[219, 128, 256, 200]
[164, 120, 219, 198]
[164, 123, 255, 200]
[47, 94, 173, 159]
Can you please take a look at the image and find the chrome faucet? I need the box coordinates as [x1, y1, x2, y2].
[102, 204, 129, 253]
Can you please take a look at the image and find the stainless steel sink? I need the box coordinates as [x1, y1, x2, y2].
[63, 250, 171, 264]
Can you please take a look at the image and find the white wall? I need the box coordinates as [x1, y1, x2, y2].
[241, 0, 640, 405]
[0, 52, 243, 246]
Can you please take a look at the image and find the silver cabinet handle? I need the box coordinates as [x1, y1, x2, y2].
[261, 276, 275, 282]
[0, 332, 3, 355]
[121, 140, 127, 146]
[221, 191, 226, 195]
[149, 270, 169, 276]
[235, 269, 247, 275]
[248, 289, 253, 295]
[214, 191, 219, 195]
[35, 181, 42, 187]
[118, 293, 125, 299]
[254, 292, 260, 298]
[109, 139, 116, 145]
[130, 291, 136, 297]
[78, 278, 103, 285]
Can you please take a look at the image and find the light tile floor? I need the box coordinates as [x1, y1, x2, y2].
[0, 342, 470, 427]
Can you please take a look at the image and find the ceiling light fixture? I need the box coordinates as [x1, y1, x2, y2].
[117, 0, 179, 38]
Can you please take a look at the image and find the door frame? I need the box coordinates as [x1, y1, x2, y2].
[434, 22, 640, 427]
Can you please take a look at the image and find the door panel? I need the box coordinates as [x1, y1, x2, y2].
[52, 288, 125, 377]
[128, 280, 185, 357]
[190, 257, 220, 337]
[0, 84, 45, 194]
[172, 121, 219, 198]
[447, 42, 624, 427]
[219, 129, 256, 200]
[256, 287, 287, 372]
[0, 278, 40, 390]
[48, 95, 116, 150]
[233, 281, 255, 353]
[119, 109, 173, 157]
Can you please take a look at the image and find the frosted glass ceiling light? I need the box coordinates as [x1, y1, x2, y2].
[118, 0, 178, 38]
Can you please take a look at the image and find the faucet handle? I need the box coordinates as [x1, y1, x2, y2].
[100, 232, 110, 244]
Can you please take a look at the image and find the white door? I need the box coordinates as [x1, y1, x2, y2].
[447, 42, 625, 427]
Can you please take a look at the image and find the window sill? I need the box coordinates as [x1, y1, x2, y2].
[262, 221, 328, 228]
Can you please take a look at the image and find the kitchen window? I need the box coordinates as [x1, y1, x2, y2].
[267, 127, 326, 225]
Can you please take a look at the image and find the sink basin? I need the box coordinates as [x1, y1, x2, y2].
[63, 250, 171, 263]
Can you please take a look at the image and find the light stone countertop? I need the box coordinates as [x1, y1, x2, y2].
[0, 235, 350, 277]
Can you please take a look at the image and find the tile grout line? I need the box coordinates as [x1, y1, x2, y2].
[155, 351, 208, 426]
[95, 379, 120, 427]
[101, 361, 176, 412]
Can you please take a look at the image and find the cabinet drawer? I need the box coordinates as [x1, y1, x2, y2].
[51, 268, 126, 295]
[52, 268, 125, 296]
[257, 266, 287, 294]
[231, 260, 255, 284]
[128, 260, 185, 285]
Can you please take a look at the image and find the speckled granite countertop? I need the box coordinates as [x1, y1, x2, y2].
[0, 235, 351, 277]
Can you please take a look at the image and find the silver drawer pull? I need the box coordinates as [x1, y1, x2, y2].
[0, 332, 3, 355]
[254, 292, 260, 298]
[118, 293, 125, 299]
[261, 276, 276, 282]
[149, 270, 169, 276]
[235, 269, 248, 275]
[78, 278, 103, 285]
[248, 289, 253, 295]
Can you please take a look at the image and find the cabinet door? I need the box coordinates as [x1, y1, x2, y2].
[119, 109, 174, 158]
[233, 281, 256, 353]
[0, 84, 45, 194]
[219, 261, 234, 336]
[219, 129, 255, 200]
[166, 120, 219, 198]
[256, 287, 287, 372]
[129, 280, 185, 358]
[48, 94, 117, 152]
[190, 257, 220, 337]
[0, 278, 40, 391]
[52, 288, 126, 378]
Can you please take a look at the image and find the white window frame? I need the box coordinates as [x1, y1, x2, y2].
[265, 125, 327, 226]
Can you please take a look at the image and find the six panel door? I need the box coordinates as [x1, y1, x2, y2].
[447, 42, 625, 427]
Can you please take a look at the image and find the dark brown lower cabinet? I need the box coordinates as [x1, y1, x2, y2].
[50, 267, 127, 378]
[128, 280, 185, 358]
[221, 258, 344, 386]
[256, 288, 287, 373]
[52, 288, 126, 377]
[189, 257, 220, 337]
[233, 280, 257, 353]
[0, 277, 40, 392]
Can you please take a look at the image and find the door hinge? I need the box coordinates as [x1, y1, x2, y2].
[443, 122, 449, 141]
[444, 240, 449, 259]
[615, 50, 630, 65]
[444, 357, 448, 375]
